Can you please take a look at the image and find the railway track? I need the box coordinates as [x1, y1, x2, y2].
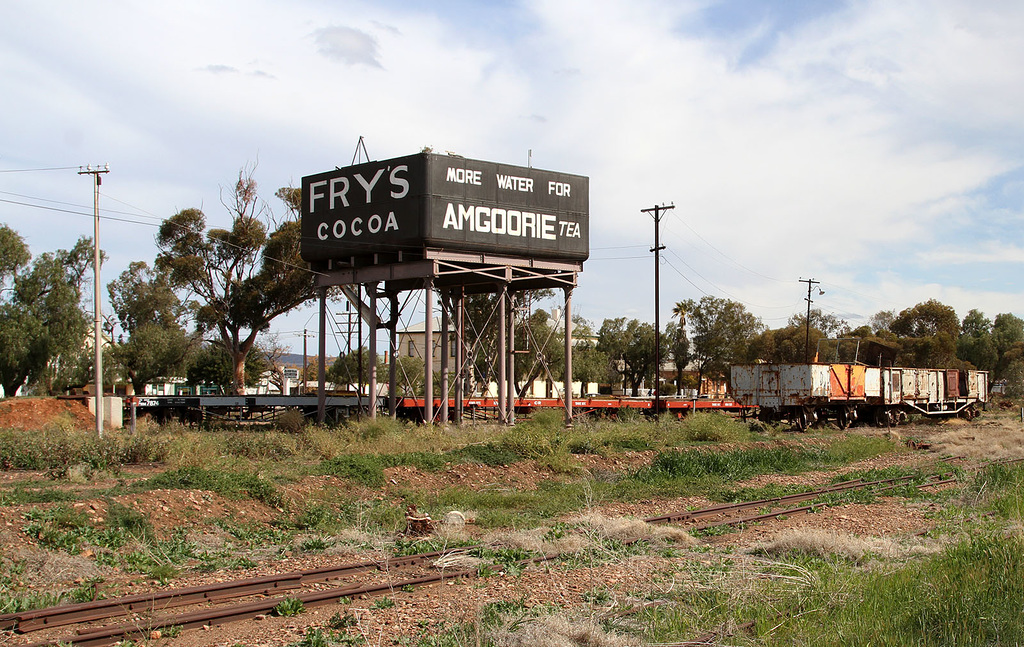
[4, 468, 970, 647]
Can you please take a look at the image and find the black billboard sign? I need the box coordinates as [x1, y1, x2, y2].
[301, 153, 589, 263]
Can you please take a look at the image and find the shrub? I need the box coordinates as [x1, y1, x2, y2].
[347, 417, 406, 441]
[273, 597, 306, 617]
[318, 455, 385, 488]
[221, 431, 298, 460]
[677, 412, 750, 443]
[276, 408, 306, 434]
[140, 467, 284, 508]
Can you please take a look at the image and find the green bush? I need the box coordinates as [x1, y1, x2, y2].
[318, 455, 385, 487]
[347, 417, 406, 441]
[446, 443, 522, 466]
[221, 431, 298, 460]
[140, 467, 284, 508]
[677, 412, 750, 443]
[636, 446, 824, 483]
[0, 429, 167, 472]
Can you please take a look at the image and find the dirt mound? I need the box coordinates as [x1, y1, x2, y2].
[0, 397, 95, 430]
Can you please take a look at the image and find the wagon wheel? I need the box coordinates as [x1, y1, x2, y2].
[837, 406, 855, 430]
[795, 406, 816, 431]
[791, 407, 806, 431]
[874, 407, 893, 428]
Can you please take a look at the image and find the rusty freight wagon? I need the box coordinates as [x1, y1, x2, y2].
[731, 341, 988, 429]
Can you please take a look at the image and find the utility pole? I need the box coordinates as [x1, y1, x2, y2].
[799, 278, 821, 363]
[79, 164, 109, 438]
[642, 203, 674, 417]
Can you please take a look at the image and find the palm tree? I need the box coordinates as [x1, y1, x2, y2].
[671, 302, 687, 327]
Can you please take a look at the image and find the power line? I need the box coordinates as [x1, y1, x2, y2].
[591, 244, 649, 251]
[662, 257, 711, 297]
[0, 165, 80, 173]
[0, 197, 156, 227]
[667, 210, 788, 283]
[0, 190, 164, 224]
[0, 194, 325, 278]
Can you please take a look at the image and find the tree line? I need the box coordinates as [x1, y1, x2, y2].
[587, 296, 1024, 398]
[1, 166, 317, 397]
[2, 165, 1023, 399]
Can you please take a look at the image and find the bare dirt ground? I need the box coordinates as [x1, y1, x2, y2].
[0, 399, 1021, 647]
[0, 397, 94, 431]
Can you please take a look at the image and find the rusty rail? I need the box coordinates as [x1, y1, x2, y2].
[1, 549, 447, 633]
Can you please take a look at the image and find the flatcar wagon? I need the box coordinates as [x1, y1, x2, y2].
[395, 395, 746, 422]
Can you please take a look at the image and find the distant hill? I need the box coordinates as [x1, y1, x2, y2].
[278, 353, 337, 369]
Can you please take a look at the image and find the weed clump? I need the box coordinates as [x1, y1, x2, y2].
[636, 446, 823, 483]
[0, 428, 168, 473]
[140, 466, 284, 508]
[276, 408, 307, 434]
[677, 412, 751, 443]
[318, 455, 385, 488]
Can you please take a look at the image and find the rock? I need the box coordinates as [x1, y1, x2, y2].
[441, 511, 466, 529]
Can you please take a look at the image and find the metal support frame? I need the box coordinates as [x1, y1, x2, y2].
[388, 293, 399, 417]
[455, 289, 465, 423]
[506, 290, 516, 425]
[424, 277, 434, 424]
[314, 249, 579, 425]
[564, 286, 573, 426]
[497, 284, 507, 423]
[440, 290, 450, 424]
[368, 285, 378, 419]
[317, 287, 327, 423]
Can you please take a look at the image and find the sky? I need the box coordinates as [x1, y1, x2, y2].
[2, 0, 1024, 356]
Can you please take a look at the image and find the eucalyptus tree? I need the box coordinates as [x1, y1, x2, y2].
[597, 317, 664, 396]
[676, 296, 763, 393]
[155, 167, 317, 395]
[107, 261, 194, 394]
[0, 225, 91, 396]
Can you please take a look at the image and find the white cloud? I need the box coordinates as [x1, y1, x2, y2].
[2, 0, 1024, 349]
[312, 26, 383, 67]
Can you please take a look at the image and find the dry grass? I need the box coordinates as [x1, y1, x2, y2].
[749, 527, 941, 563]
[571, 512, 697, 547]
[479, 512, 694, 562]
[914, 412, 1024, 461]
[488, 613, 639, 647]
[14, 547, 108, 587]
[484, 528, 559, 555]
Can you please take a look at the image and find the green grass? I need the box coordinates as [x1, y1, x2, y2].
[317, 455, 386, 487]
[138, 466, 284, 508]
[0, 428, 168, 472]
[753, 532, 1024, 646]
[0, 485, 78, 506]
[635, 445, 826, 483]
